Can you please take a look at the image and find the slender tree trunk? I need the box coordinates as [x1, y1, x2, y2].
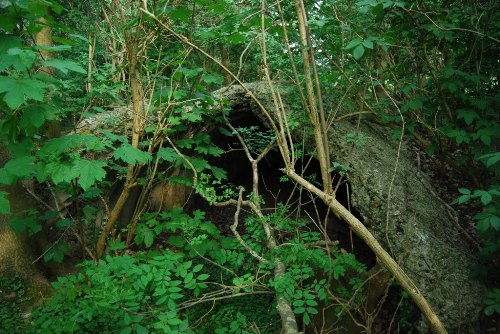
[96, 1, 144, 259]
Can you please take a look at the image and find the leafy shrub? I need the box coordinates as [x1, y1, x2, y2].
[0, 275, 28, 333]
[27, 251, 209, 334]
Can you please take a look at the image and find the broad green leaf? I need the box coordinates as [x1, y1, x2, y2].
[481, 192, 493, 205]
[293, 299, 305, 307]
[294, 307, 306, 314]
[197, 273, 209, 281]
[135, 324, 149, 334]
[352, 44, 365, 60]
[172, 89, 187, 100]
[362, 39, 374, 49]
[0, 48, 37, 71]
[479, 152, 500, 168]
[0, 77, 47, 109]
[192, 264, 203, 273]
[0, 34, 22, 54]
[44, 59, 86, 74]
[71, 159, 107, 191]
[307, 307, 318, 314]
[2, 156, 36, 178]
[9, 210, 41, 235]
[41, 134, 100, 156]
[46, 161, 78, 185]
[19, 104, 54, 134]
[143, 229, 154, 247]
[113, 144, 152, 165]
[179, 67, 203, 79]
[345, 38, 362, 49]
[157, 147, 179, 162]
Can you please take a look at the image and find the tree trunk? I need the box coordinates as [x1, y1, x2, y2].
[0, 142, 50, 296]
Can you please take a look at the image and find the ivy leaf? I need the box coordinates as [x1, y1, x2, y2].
[72, 159, 107, 191]
[0, 77, 47, 109]
[0, 191, 10, 214]
[352, 44, 365, 60]
[114, 144, 152, 165]
[44, 59, 86, 74]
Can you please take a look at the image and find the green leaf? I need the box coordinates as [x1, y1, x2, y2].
[157, 147, 179, 162]
[167, 318, 183, 326]
[293, 299, 305, 307]
[362, 39, 374, 49]
[0, 34, 22, 54]
[294, 307, 305, 314]
[481, 192, 493, 205]
[46, 161, 77, 185]
[135, 324, 149, 334]
[227, 33, 245, 44]
[71, 159, 107, 191]
[119, 327, 132, 334]
[303, 312, 311, 325]
[352, 44, 365, 60]
[479, 152, 500, 168]
[143, 229, 154, 247]
[40, 134, 100, 156]
[169, 7, 191, 21]
[44, 59, 86, 74]
[2, 156, 36, 178]
[202, 73, 224, 85]
[192, 264, 203, 273]
[114, 144, 152, 165]
[0, 48, 37, 71]
[0, 77, 47, 109]
[307, 307, 318, 314]
[345, 38, 362, 49]
[9, 211, 41, 235]
[457, 109, 479, 125]
[197, 274, 209, 281]
[458, 188, 471, 195]
[0, 191, 10, 214]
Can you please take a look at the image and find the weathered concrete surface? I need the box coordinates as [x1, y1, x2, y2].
[215, 82, 485, 333]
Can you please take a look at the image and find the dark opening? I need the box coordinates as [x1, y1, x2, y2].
[204, 112, 376, 267]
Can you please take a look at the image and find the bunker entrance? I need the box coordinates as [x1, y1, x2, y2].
[202, 112, 375, 267]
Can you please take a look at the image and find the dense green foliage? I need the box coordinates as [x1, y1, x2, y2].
[0, 0, 498, 332]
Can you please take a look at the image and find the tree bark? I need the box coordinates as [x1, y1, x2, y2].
[0, 142, 50, 296]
